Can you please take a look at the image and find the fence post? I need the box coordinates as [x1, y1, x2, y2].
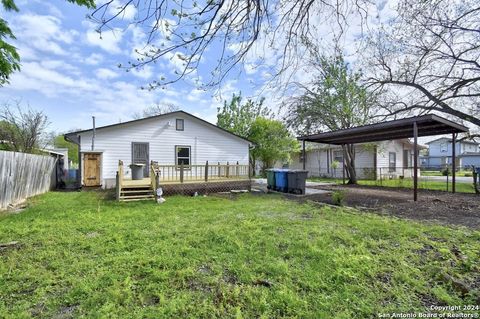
[180, 163, 184, 183]
[205, 161, 209, 182]
[236, 161, 239, 177]
[226, 161, 230, 178]
[218, 162, 221, 177]
[446, 167, 449, 192]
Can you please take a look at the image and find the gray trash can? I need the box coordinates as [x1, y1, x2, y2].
[129, 163, 145, 180]
[287, 170, 308, 194]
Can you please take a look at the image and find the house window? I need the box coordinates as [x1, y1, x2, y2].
[440, 142, 447, 153]
[389, 152, 396, 172]
[176, 119, 184, 131]
[175, 146, 190, 168]
[333, 151, 343, 163]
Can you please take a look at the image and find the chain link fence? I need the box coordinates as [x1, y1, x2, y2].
[306, 165, 477, 193]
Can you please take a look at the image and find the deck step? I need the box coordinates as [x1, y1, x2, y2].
[119, 194, 154, 199]
[121, 189, 153, 194]
[120, 184, 152, 189]
[119, 197, 155, 202]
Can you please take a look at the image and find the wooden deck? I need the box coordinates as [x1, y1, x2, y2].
[117, 161, 251, 201]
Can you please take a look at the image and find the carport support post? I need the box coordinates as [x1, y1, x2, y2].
[413, 121, 418, 201]
[342, 144, 346, 185]
[452, 133, 456, 193]
[302, 140, 306, 170]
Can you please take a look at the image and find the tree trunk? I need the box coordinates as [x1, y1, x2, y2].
[473, 166, 479, 194]
[342, 144, 357, 184]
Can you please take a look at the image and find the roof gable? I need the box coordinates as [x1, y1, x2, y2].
[65, 110, 252, 144]
[426, 137, 478, 145]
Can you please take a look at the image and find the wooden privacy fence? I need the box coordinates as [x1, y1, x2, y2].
[0, 151, 56, 209]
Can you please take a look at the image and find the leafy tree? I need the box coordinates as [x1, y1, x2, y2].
[249, 117, 299, 175]
[132, 103, 180, 119]
[0, 0, 95, 85]
[53, 135, 78, 164]
[286, 54, 377, 184]
[217, 93, 270, 138]
[0, 103, 49, 153]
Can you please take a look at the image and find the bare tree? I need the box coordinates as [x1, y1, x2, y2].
[0, 103, 49, 153]
[132, 102, 180, 119]
[365, 0, 480, 128]
[89, 0, 371, 88]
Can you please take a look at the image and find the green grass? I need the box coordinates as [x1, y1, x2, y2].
[358, 178, 475, 193]
[1, 192, 479, 318]
[308, 177, 476, 193]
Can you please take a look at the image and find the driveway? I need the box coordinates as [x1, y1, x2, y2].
[420, 175, 472, 183]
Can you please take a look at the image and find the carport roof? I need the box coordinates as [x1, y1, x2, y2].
[297, 114, 468, 145]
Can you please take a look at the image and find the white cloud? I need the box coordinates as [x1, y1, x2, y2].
[186, 88, 208, 102]
[130, 65, 153, 80]
[11, 13, 78, 56]
[86, 28, 123, 54]
[96, 68, 120, 80]
[6, 61, 98, 98]
[83, 53, 105, 65]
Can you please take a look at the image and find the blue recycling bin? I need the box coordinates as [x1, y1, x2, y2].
[274, 169, 289, 192]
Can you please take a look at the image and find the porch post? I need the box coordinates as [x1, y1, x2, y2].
[302, 140, 306, 170]
[452, 133, 456, 193]
[180, 163, 184, 183]
[205, 161, 209, 182]
[413, 122, 418, 201]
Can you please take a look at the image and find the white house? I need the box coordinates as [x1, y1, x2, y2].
[289, 139, 422, 179]
[65, 111, 251, 188]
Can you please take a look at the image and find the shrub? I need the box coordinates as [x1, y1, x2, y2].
[331, 190, 345, 206]
[441, 167, 450, 176]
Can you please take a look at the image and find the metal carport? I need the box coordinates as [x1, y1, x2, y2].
[297, 114, 469, 201]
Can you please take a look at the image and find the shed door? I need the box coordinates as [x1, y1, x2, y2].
[132, 142, 149, 176]
[83, 153, 101, 186]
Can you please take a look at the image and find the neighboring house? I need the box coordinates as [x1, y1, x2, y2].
[289, 139, 422, 179]
[65, 111, 251, 188]
[421, 137, 480, 168]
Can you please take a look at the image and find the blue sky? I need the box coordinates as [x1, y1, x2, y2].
[0, 0, 268, 133]
[0, 0, 411, 139]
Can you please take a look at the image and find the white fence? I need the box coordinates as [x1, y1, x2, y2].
[0, 151, 56, 209]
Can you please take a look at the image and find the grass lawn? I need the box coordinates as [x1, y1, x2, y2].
[308, 177, 476, 193]
[1, 192, 479, 318]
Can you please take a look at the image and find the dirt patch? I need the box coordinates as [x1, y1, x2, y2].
[306, 185, 480, 229]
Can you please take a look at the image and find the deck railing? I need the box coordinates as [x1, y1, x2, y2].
[152, 161, 250, 183]
[116, 160, 250, 186]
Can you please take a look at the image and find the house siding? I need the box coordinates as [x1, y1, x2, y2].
[290, 140, 416, 179]
[462, 155, 480, 167]
[77, 113, 250, 187]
